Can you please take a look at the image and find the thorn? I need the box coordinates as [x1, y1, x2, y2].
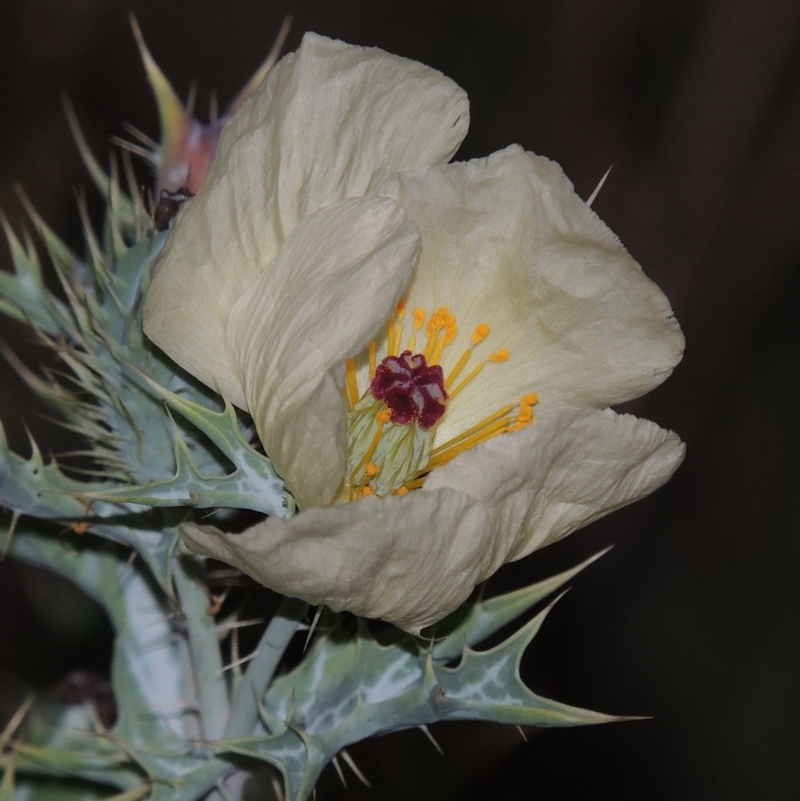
[120, 120, 158, 150]
[0, 693, 35, 749]
[269, 773, 285, 801]
[129, 13, 185, 135]
[226, 15, 292, 115]
[340, 749, 371, 788]
[1, 510, 22, 559]
[331, 755, 347, 788]
[587, 165, 613, 207]
[110, 135, 153, 163]
[303, 605, 324, 652]
[420, 724, 444, 755]
[516, 725, 528, 743]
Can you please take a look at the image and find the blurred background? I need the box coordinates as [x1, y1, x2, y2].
[1, 1, 798, 798]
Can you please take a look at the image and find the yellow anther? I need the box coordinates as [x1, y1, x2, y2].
[396, 298, 406, 317]
[471, 323, 490, 345]
[377, 409, 392, 425]
[426, 307, 457, 363]
[361, 486, 374, 497]
[489, 348, 510, 362]
[408, 307, 426, 351]
[426, 308, 457, 341]
[515, 406, 534, 425]
[365, 462, 380, 477]
[394, 486, 409, 496]
[508, 393, 538, 431]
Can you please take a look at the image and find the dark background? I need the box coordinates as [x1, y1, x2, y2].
[1, 1, 799, 799]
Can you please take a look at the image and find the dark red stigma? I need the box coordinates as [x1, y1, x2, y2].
[370, 350, 447, 429]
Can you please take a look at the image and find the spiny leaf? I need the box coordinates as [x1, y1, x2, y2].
[0, 422, 178, 594]
[76, 431, 289, 516]
[225, 556, 621, 801]
[430, 547, 612, 661]
[433, 595, 622, 727]
[113, 375, 293, 517]
[0, 217, 68, 334]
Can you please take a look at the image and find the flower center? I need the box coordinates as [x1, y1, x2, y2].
[344, 301, 538, 499]
[370, 350, 447, 429]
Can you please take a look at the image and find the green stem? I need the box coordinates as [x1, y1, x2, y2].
[173, 553, 229, 742]
[224, 596, 307, 738]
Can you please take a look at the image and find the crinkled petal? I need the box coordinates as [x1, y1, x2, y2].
[180, 488, 492, 635]
[231, 32, 469, 239]
[425, 406, 685, 560]
[377, 146, 684, 446]
[180, 408, 682, 634]
[144, 32, 468, 403]
[228, 196, 420, 508]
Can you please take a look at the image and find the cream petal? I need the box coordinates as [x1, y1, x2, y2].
[143, 188, 253, 407]
[228, 196, 420, 509]
[180, 488, 493, 636]
[144, 32, 468, 406]
[180, 408, 682, 636]
[377, 146, 684, 446]
[424, 406, 685, 560]
[227, 32, 470, 239]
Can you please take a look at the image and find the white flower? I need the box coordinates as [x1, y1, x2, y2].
[144, 34, 684, 635]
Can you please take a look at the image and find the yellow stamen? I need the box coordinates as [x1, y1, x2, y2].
[390, 299, 406, 356]
[368, 340, 376, 378]
[408, 307, 425, 351]
[349, 413, 390, 498]
[345, 358, 359, 411]
[424, 308, 457, 362]
[427, 416, 512, 468]
[448, 362, 485, 399]
[446, 323, 492, 387]
[427, 404, 515, 468]
[345, 302, 537, 499]
[445, 349, 473, 388]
